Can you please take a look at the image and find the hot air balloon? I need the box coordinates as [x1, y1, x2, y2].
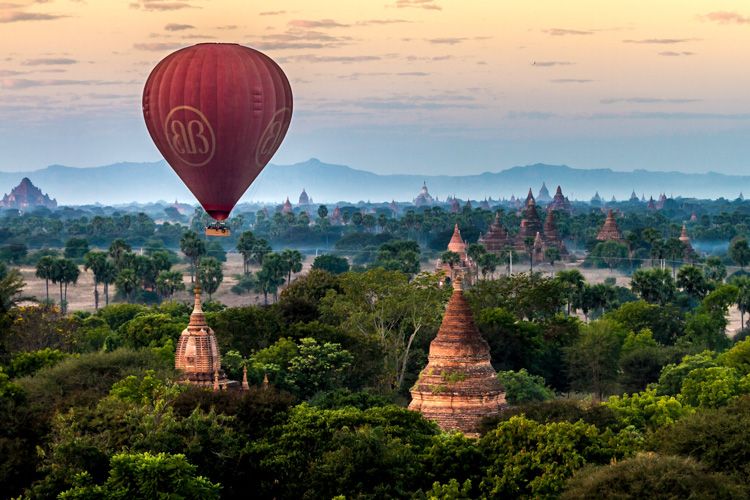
[142, 43, 293, 236]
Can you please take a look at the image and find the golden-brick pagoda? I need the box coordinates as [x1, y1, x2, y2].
[478, 212, 511, 253]
[175, 285, 231, 389]
[437, 224, 477, 284]
[596, 209, 623, 242]
[409, 277, 506, 436]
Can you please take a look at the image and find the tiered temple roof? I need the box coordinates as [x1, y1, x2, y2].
[629, 190, 639, 202]
[0, 177, 57, 210]
[175, 286, 232, 389]
[414, 182, 435, 207]
[409, 277, 506, 436]
[515, 189, 543, 248]
[591, 191, 602, 206]
[647, 196, 657, 210]
[543, 209, 567, 254]
[298, 188, 310, 206]
[281, 197, 293, 214]
[478, 213, 511, 253]
[438, 225, 477, 284]
[537, 182, 552, 203]
[449, 197, 460, 213]
[548, 185, 572, 213]
[680, 223, 694, 260]
[596, 209, 623, 242]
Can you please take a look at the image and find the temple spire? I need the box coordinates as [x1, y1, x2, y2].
[242, 365, 250, 391]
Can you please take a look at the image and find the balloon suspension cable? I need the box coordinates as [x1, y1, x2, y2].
[205, 220, 231, 237]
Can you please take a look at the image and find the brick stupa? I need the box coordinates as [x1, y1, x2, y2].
[596, 209, 623, 242]
[479, 212, 511, 253]
[175, 285, 231, 389]
[409, 277, 505, 436]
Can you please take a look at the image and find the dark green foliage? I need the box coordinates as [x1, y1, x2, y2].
[497, 369, 554, 405]
[562, 453, 746, 499]
[650, 396, 750, 482]
[207, 305, 284, 354]
[7, 348, 69, 378]
[311, 254, 350, 274]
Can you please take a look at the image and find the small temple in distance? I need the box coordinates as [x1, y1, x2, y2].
[175, 285, 236, 390]
[437, 224, 477, 284]
[409, 276, 506, 436]
[0, 177, 57, 210]
[414, 182, 435, 207]
[596, 209, 623, 242]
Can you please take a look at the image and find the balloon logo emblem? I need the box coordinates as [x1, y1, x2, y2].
[164, 105, 216, 167]
[256, 107, 290, 167]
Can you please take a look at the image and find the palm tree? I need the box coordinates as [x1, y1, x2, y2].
[236, 231, 256, 275]
[108, 238, 132, 270]
[115, 268, 139, 303]
[280, 249, 303, 286]
[100, 260, 118, 306]
[52, 258, 79, 313]
[35, 255, 56, 303]
[180, 231, 206, 283]
[0, 262, 26, 314]
[83, 251, 108, 310]
[734, 276, 750, 331]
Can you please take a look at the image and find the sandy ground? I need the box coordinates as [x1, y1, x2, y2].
[18, 254, 745, 336]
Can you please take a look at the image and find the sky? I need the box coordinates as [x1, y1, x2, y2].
[1, 0, 749, 176]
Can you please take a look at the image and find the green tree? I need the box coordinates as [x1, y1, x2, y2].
[497, 369, 554, 405]
[156, 270, 185, 300]
[83, 251, 108, 310]
[58, 452, 221, 500]
[545, 246, 561, 266]
[99, 260, 118, 307]
[0, 262, 26, 314]
[280, 248, 303, 286]
[704, 256, 727, 283]
[590, 241, 628, 271]
[557, 269, 586, 316]
[197, 257, 223, 301]
[312, 254, 350, 275]
[52, 258, 80, 313]
[731, 275, 750, 330]
[251, 238, 272, 266]
[115, 268, 139, 303]
[317, 204, 328, 220]
[255, 253, 286, 305]
[478, 253, 500, 280]
[374, 240, 421, 276]
[236, 230, 256, 275]
[677, 264, 709, 302]
[565, 319, 625, 400]
[630, 268, 676, 305]
[729, 237, 750, 270]
[287, 338, 354, 398]
[35, 255, 56, 303]
[108, 238, 132, 271]
[561, 454, 744, 500]
[63, 237, 89, 261]
[180, 231, 206, 283]
[663, 237, 686, 277]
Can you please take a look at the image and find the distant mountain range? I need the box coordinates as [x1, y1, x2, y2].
[0, 159, 748, 205]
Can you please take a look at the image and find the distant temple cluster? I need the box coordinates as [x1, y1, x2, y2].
[478, 189, 567, 261]
[0, 178, 57, 210]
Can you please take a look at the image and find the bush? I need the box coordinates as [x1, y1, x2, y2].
[497, 369, 554, 405]
[562, 453, 745, 499]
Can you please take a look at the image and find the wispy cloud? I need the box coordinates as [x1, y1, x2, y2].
[129, 0, 197, 11]
[0, 10, 67, 23]
[22, 57, 77, 66]
[357, 19, 410, 26]
[701, 11, 750, 25]
[550, 78, 593, 83]
[601, 97, 701, 104]
[0, 70, 24, 77]
[0, 78, 128, 90]
[393, 0, 441, 11]
[623, 38, 699, 44]
[426, 37, 465, 45]
[252, 29, 352, 50]
[259, 10, 285, 16]
[133, 42, 186, 51]
[507, 111, 559, 120]
[397, 71, 430, 76]
[542, 28, 593, 36]
[277, 54, 382, 64]
[532, 61, 574, 67]
[215, 25, 238, 30]
[658, 51, 695, 56]
[289, 19, 349, 28]
[164, 23, 194, 31]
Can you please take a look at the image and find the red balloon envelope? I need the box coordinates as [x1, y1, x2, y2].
[142, 43, 293, 220]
